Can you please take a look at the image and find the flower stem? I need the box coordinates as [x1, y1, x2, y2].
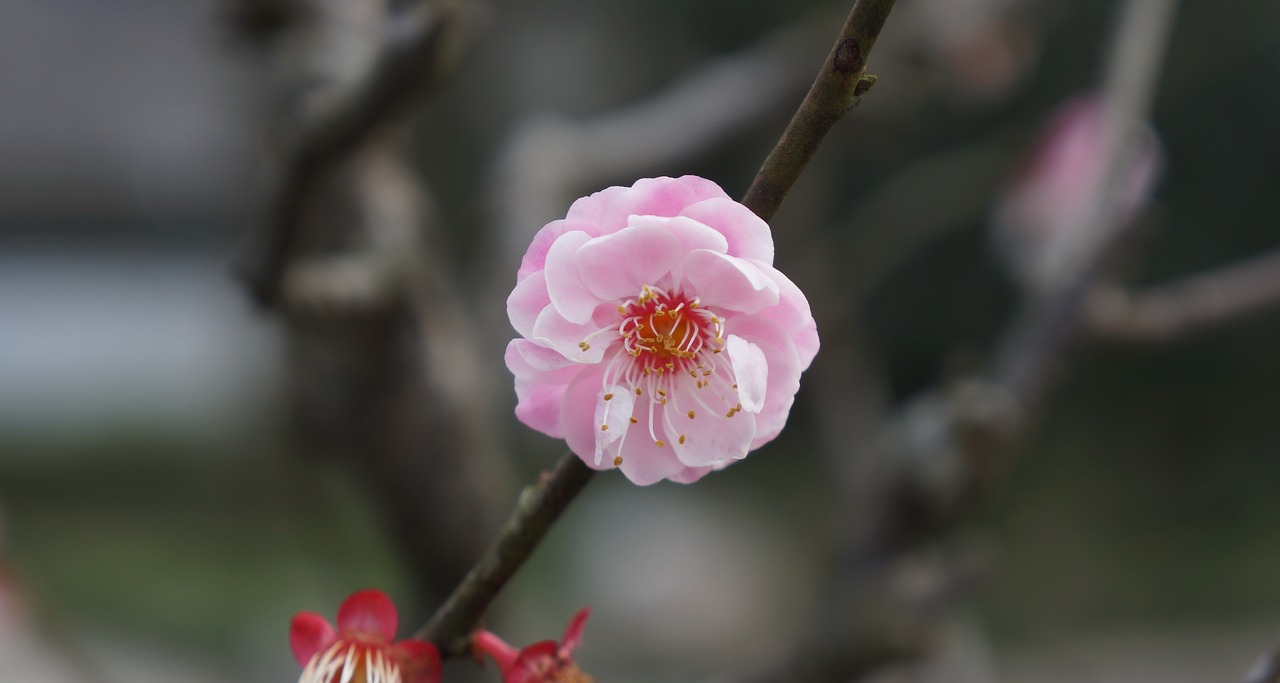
[741, 0, 898, 221]
[414, 452, 595, 656]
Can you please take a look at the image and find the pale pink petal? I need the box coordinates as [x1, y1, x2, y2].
[575, 223, 683, 302]
[667, 465, 714, 484]
[746, 258, 819, 370]
[680, 197, 774, 263]
[543, 231, 600, 324]
[566, 185, 629, 227]
[594, 380, 636, 466]
[289, 612, 336, 667]
[336, 589, 398, 643]
[507, 270, 550, 339]
[668, 393, 756, 467]
[511, 338, 579, 373]
[518, 219, 600, 282]
[531, 305, 608, 364]
[682, 250, 779, 314]
[626, 215, 728, 255]
[617, 431, 687, 485]
[726, 334, 767, 413]
[674, 175, 732, 202]
[506, 340, 581, 438]
[563, 365, 624, 472]
[599, 177, 701, 227]
[725, 316, 802, 449]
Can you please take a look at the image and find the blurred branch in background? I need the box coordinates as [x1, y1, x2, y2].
[1245, 635, 1280, 683]
[1085, 248, 1280, 344]
[746, 0, 1182, 680]
[228, 0, 506, 610]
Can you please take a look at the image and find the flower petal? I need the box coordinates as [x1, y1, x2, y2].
[725, 317, 802, 449]
[562, 364, 619, 472]
[682, 250, 779, 314]
[599, 177, 701, 227]
[565, 185, 628, 227]
[726, 335, 767, 413]
[506, 340, 582, 438]
[667, 465, 714, 484]
[575, 223, 683, 302]
[559, 607, 591, 655]
[746, 259, 818, 370]
[680, 197, 774, 263]
[392, 640, 442, 683]
[531, 305, 608, 364]
[289, 612, 337, 667]
[507, 270, 550, 339]
[336, 589, 398, 643]
[594, 382, 636, 467]
[668, 391, 756, 468]
[626, 215, 728, 255]
[518, 219, 600, 282]
[544, 231, 600, 324]
[674, 175, 732, 202]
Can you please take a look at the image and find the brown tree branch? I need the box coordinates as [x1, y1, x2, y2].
[1084, 249, 1280, 343]
[741, 0, 898, 221]
[413, 453, 595, 656]
[239, 0, 465, 308]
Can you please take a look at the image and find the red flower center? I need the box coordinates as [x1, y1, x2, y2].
[618, 286, 722, 370]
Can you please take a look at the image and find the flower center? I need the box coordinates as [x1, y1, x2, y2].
[618, 285, 722, 369]
[300, 641, 401, 683]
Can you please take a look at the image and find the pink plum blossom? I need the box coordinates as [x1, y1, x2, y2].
[506, 176, 818, 485]
[289, 589, 441, 683]
[992, 94, 1162, 292]
[472, 608, 593, 683]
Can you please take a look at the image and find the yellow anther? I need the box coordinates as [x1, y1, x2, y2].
[655, 440, 666, 448]
[726, 409, 735, 417]
[678, 435, 686, 444]
[702, 370, 712, 377]
[603, 393, 614, 401]
[687, 410, 696, 419]
[629, 417, 638, 424]
[635, 387, 643, 395]
[578, 341, 590, 351]
[601, 424, 609, 431]
[657, 389, 666, 397]
[617, 305, 627, 313]
[613, 456, 623, 466]
[713, 348, 722, 354]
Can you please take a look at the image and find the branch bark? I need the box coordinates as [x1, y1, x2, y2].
[240, 1, 465, 308]
[414, 453, 595, 656]
[741, 0, 898, 221]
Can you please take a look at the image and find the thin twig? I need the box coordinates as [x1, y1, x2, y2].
[992, 0, 1178, 402]
[240, 1, 464, 308]
[1085, 249, 1280, 343]
[741, 0, 898, 221]
[414, 453, 595, 656]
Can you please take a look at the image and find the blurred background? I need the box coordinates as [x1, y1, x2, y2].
[2, 0, 1279, 681]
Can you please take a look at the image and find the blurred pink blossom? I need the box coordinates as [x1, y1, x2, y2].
[472, 607, 593, 683]
[993, 94, 1162, 291]
[506, 176, 818, 485]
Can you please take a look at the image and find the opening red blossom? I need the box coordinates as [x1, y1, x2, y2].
[472, 608, 593, 683]
[289, 589, 441, 683]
